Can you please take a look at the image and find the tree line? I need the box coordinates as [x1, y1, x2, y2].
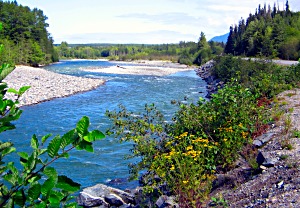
[57, 33, 224, 66]
[224, 1, 300, 60]
[0, 1, 58, 66]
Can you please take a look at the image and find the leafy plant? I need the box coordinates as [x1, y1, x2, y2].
[293, 130, 300, 138]
[0, 116, 105, 207]
[0, 23, 105, 207]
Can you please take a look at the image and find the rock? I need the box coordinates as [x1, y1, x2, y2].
[253, 132, 275, 147]
[277, 181, 284, 189]
[105, 194, 125, 206]
[256, 152, 266, 165]
[77, 192, 109, 207]
[253, 139, 263, 147]
[77, 184, 135, 207]
[155, 195, 179, 208]
[256, 151, 277, 167]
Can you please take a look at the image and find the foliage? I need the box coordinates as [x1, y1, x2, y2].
[0, 1, 58, 66]
[56, 34, 224, 66]
[106, 104, 168, 180]
[0, 114, 105, 207]
[106, 83, 265, 206]
[224, 1, 300, 60]
[212, 55, 300, 98]
[0, 26, 105, 206]
[106, 53, 300, 206]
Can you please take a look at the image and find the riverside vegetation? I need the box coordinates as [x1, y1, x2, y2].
[0, 23, 106, 207]
[1, 0, 300, 207]
[106, 56, 300, 207]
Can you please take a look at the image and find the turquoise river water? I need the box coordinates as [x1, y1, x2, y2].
[2, 59, 207, 190]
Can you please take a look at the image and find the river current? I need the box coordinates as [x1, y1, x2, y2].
[2, 60, 207, 189]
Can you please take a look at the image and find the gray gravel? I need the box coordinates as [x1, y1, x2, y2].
[3, 66, 105, 106]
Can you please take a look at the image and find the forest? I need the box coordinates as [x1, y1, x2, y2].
[225, 1, 300, 60]
[0, 1, 59, 66]
[57, 32, 224, 66]
[0, 1, 299, 67]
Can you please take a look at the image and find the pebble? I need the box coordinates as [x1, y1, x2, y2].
[3, 66, 105, 106]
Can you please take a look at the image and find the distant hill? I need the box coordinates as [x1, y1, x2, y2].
[209, 33, 229, 43]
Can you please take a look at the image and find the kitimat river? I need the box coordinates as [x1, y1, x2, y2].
[2, 59, 207, 190]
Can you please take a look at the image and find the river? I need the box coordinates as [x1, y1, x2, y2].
[2, 60, 207, 189]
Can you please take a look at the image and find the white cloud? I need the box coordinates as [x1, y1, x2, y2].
[56, 30, 198, 44]
[15, 0, 300, 43]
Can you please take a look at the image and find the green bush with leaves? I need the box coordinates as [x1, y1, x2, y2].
[106, 55, 300, 206]
[213, 55, 300, 98]
[106, 82, 269, 207]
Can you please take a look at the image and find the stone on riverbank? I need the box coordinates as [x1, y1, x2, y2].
[3, 66, 105, 106]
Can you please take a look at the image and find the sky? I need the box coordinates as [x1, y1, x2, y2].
[14, 0, 300, 44]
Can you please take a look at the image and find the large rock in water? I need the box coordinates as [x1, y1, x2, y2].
[77, 184, 135, 207]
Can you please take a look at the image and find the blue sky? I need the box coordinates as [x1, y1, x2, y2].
[14, 0, 300, 44]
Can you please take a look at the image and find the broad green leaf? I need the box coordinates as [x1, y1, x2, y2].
[76, 116, 89, 138]
[28, 183, 41, 202]
[76, 140, 94, 152]
[26, 151, 38, 172]
[41, 134, 52, 145]
[1, 146, 16, 157]
[56, 175, 80, 192]
[60, 152, 69, 158]
[28, 174, 41, 183]
[0, 141, 13, 152]
[41, 178, 56, 196]
[18, 86, 31, 95]
[38, 148, 47, 156]
[83, 130, 105, 142]
[31, 134, 39, 149]
[7, 162, 18, 175]
[18, 152, 29, 166]
[35, 202, 47, 208]
[47, 136, 61, 158]
[43, 167, 58, 180]
[3, 173, 17, 186]
[3, 163, 19, 185]
[6, 88, 18, 95]
[14, 189, 26, 207]
[0, 124, 15, 133]
[0, 23, 2, 31]
[48, 190, 64, 203]
[61, 129, 77, 149]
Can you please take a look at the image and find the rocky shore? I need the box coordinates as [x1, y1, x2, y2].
[194, 60, 224, 98]
[3, 66, 105, 106]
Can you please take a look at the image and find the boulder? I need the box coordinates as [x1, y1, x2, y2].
[77, 184, 135, 207]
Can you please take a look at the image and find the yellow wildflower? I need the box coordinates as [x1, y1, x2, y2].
[180, 132, 188, 138]
[165, 155, 171, 159]
[242, 131, 248, 139]
[223, 138, 228, 142]
[182, 180, 189, 184]
[186, 145, 193, 151]
[170, 165, 175, 171]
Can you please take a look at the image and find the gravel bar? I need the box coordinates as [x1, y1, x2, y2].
[3, 66, 105, 106]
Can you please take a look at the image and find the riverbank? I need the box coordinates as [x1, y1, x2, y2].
[2, 60, 195, 106]
[3, 65, 105, 106]
[83, 60, 194, 76]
